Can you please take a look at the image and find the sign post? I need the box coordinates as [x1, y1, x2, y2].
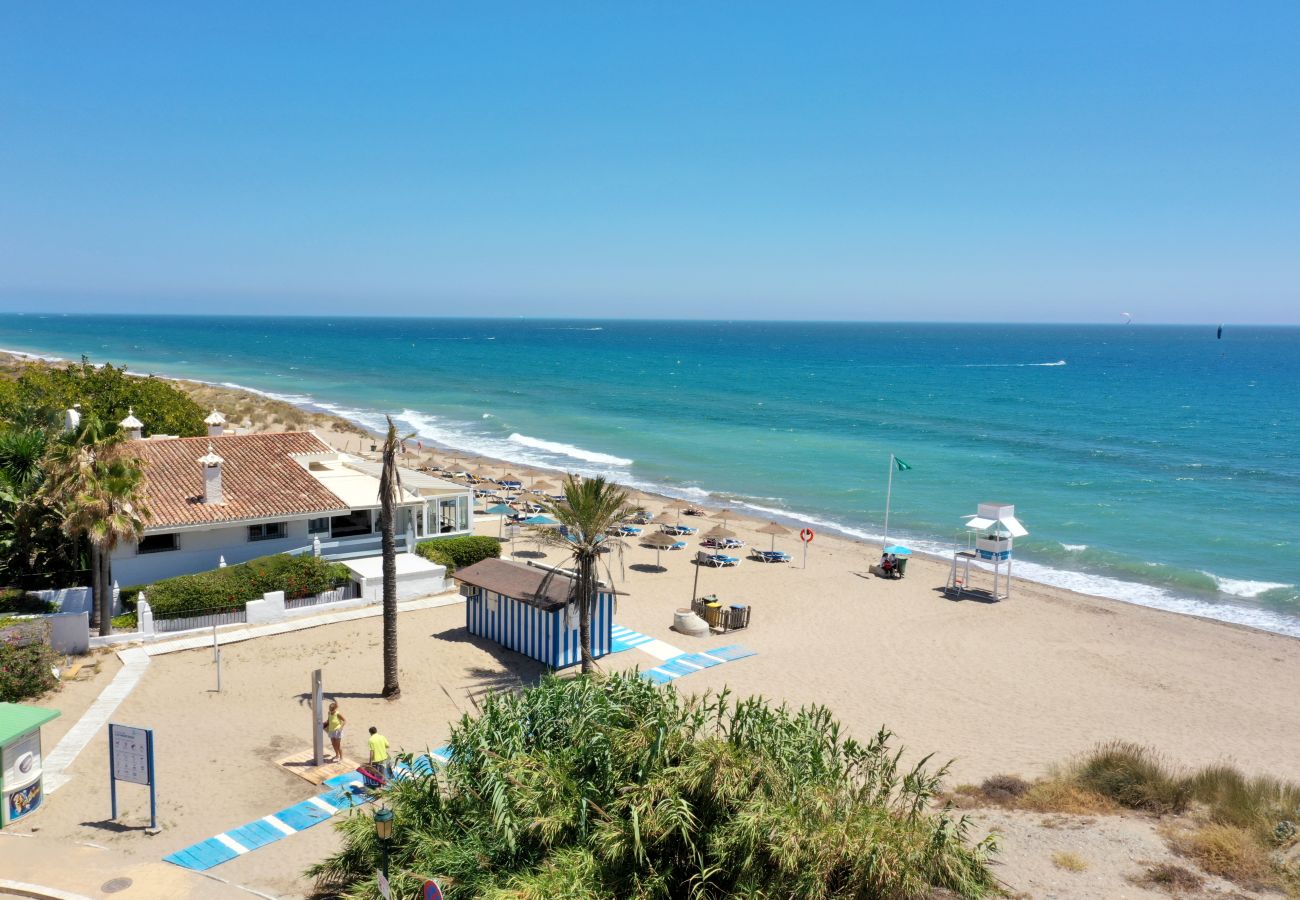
[212, 625, 222, 693]
[692, 551, 706, 602]
[799, 528, 815, 569]
[109, 723, 157, 832]
[312, 669, 324, 767]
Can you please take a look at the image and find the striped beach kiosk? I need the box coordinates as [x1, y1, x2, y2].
[455, 558, 616, 668]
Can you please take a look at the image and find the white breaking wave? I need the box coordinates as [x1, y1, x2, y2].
[1207, 575, 1292, 599]
[961, 360, 1066, 368]
[1062, 544, 1088, 552]
[507, 433, 632, 467]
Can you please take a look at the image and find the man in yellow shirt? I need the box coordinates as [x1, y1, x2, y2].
[367, 726, 391, 780]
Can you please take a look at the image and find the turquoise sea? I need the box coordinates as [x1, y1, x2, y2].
[2, 315, 1297, 637]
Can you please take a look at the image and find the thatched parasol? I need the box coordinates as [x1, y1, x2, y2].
[755, 520, 792, 550]
[703, 525, 738, 546]
[641, 530, 677, 568]
[709, 508, 736, 528]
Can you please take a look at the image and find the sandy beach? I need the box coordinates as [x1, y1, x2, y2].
[3, 358, 1298, 898]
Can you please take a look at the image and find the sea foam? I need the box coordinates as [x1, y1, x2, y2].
[507, 433, 632, 467]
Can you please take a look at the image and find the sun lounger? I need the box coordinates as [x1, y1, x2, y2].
[617, 525, 642, 536]
[668, 541, 688, 550]
[703, 554, 739, 567]
[751, 549, 790, 563]
[702, 537, 745, 549]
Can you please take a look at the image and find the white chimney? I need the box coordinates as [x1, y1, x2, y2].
[119, 407, 144, 441]
[64, 404, 81, 432]
[205, 408, 226, 437]
[198, 443, 225, 505]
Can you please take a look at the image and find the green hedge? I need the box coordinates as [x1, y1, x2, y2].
[415, 535, 501, 573]
[145, 554, 351, 619]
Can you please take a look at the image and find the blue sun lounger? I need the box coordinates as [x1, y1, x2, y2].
[703, 554, 739, 567]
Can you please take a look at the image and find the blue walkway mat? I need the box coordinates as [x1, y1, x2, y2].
[642, 645, 756, 685]
[164, 746, 451, 872]
[610, 624, 655, 654]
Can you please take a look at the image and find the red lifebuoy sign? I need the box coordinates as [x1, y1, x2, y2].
[799, 528, 815, 543]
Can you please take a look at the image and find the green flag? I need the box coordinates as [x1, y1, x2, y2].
[894, 456, 912, 471]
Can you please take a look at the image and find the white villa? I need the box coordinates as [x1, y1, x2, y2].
[111, 412, 474, 587]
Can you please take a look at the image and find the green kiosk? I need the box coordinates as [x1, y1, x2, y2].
[0, 702, 60, 827]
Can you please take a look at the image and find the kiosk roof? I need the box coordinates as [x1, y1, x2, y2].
[0, 702, 60, 743]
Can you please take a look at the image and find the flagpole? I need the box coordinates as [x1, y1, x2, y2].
[883, 453, 895, 551]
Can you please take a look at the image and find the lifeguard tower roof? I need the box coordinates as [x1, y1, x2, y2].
[963, 502, 1028, 537]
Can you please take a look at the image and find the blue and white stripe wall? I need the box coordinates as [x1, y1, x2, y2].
[465, 588, 614, 668]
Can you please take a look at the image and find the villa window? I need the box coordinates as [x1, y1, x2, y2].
[308, 517, 330, 534]
[330, 509, 372, 538]
[137, 533, 178, 554]
[248, 522, 287, 542]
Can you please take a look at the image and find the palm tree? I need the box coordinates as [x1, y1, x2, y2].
[0, 428, 48, 572]
[43, 418, 150, 635]
[540, 474, 630, 674]
[378, 416, 412, 700]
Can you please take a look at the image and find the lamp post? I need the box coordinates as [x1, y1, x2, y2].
[374, 805, 395, 883]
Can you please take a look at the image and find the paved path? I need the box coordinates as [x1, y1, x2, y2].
[44, 647, 149, 794]
[42, 591, 465, 794]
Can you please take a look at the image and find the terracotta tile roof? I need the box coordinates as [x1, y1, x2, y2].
[132, 432, 349, 529]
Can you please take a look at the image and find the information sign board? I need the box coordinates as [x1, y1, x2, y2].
[110, 725, 151, 785]
[108, 723, 157, 831]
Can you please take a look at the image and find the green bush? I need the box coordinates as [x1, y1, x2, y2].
[415, 535, 500, 573]
[307, 673, 998, 897]
[111, 611, 138, 631]
[146, 554, 351, 619]
[0, 626, 57, 702]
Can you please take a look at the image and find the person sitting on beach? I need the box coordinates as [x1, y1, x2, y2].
[881, 553, 898, 577]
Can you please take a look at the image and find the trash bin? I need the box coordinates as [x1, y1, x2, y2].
[896, 557, 908, 577]
[704, 602, 724, 629]
[728, 604, 750, 630]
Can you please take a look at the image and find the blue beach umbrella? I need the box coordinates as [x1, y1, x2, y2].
[524, 515, 558, 526]
[486, 503, 515, 537]
[883, 545, 912, 556]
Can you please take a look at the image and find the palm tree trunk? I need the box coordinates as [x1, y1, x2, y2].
[578, 552, 595, 674]
[380, 500, 400, 699]
[99, 545, 114, 636]
[88, 543, 102, 632]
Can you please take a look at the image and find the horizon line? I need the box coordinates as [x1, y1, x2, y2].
[0, 311, 1275, 328]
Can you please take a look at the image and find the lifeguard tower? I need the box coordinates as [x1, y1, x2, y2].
[946, 503, 1027, 601]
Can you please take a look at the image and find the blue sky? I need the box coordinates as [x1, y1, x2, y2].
[1, 3, 1296, 323]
